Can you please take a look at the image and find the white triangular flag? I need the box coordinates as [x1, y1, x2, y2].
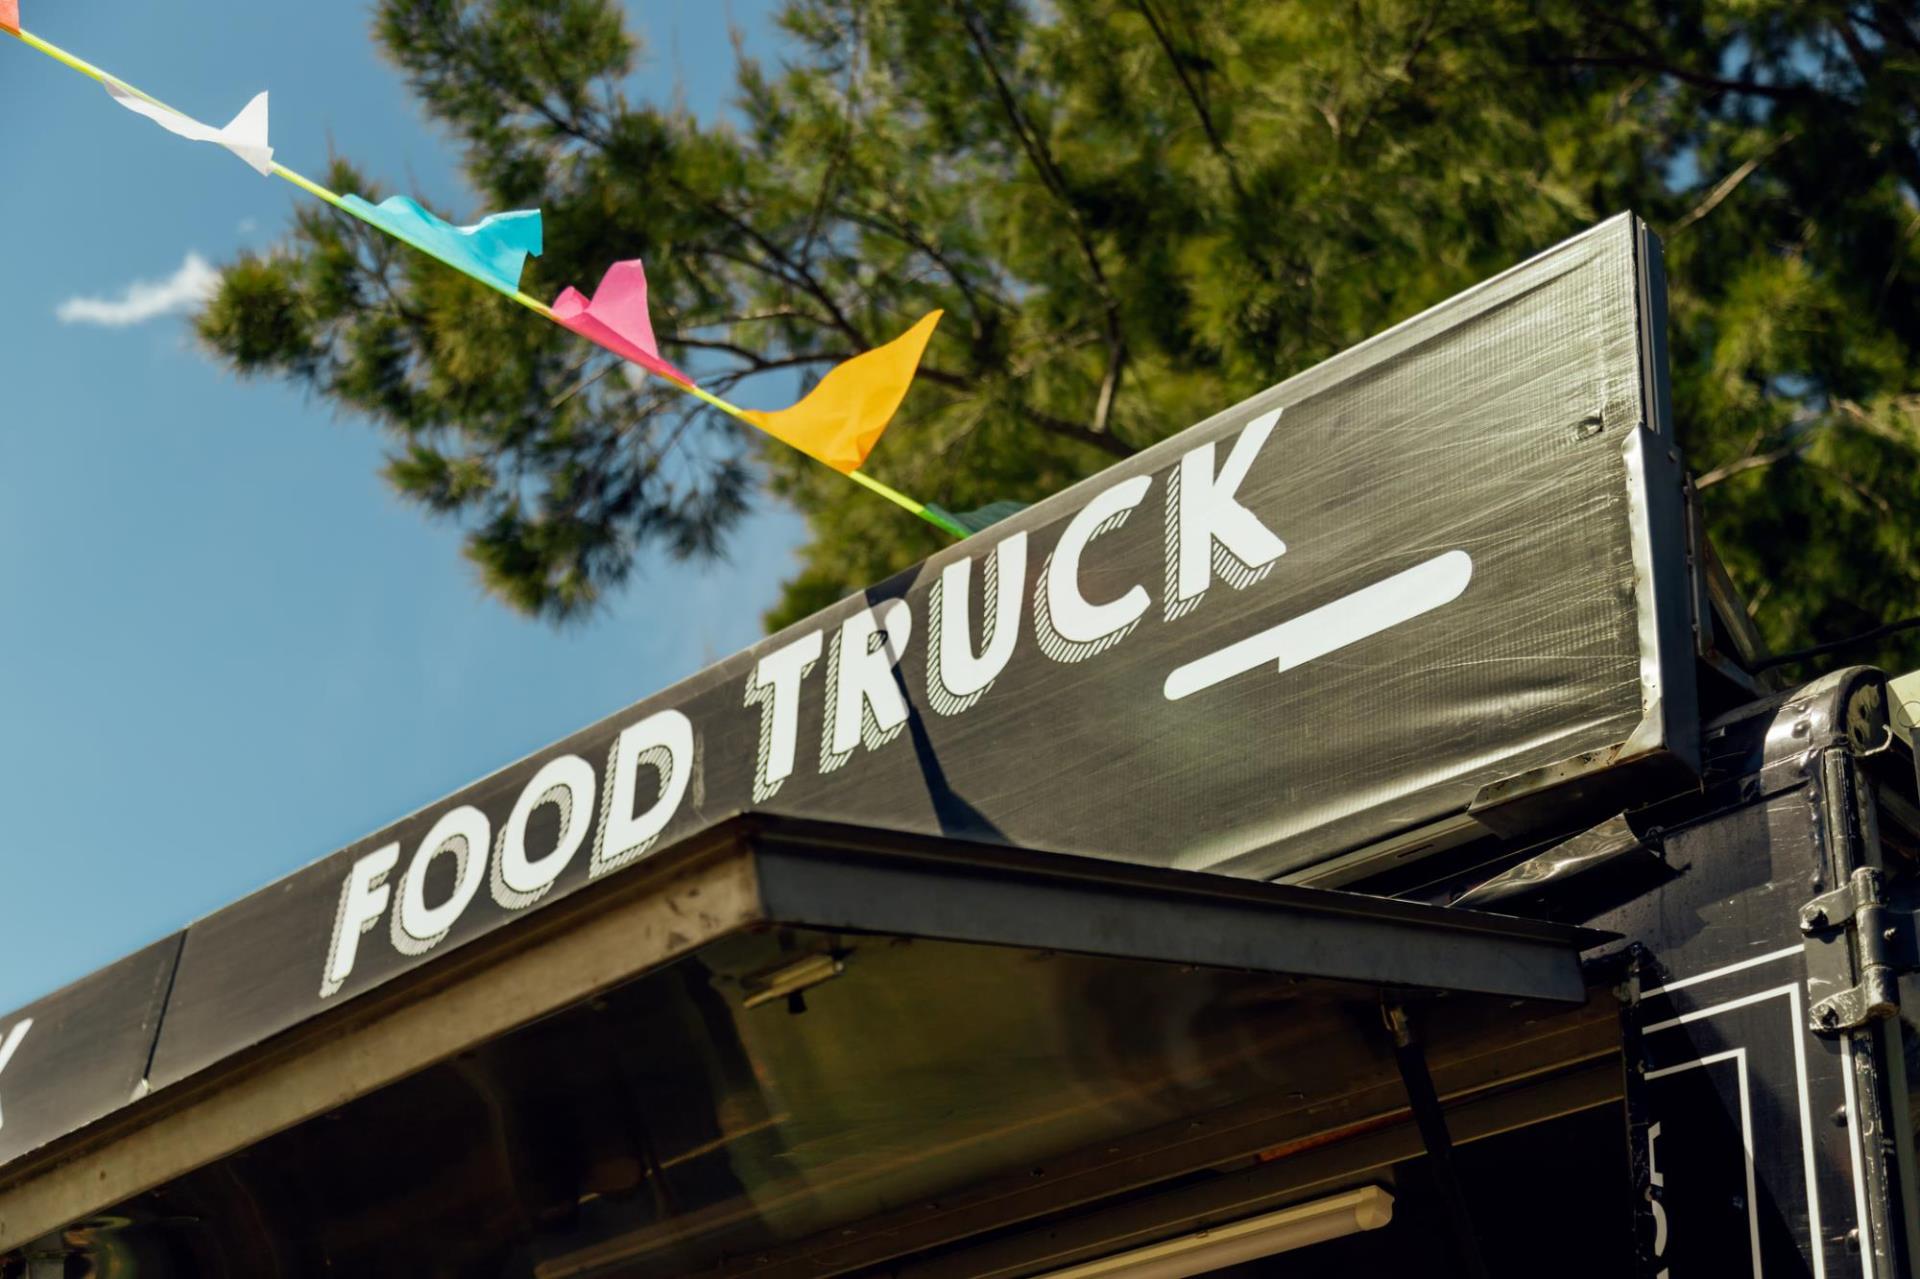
[105, 82, 274, 176]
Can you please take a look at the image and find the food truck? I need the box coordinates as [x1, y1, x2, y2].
[4, 213, 1917, 1278]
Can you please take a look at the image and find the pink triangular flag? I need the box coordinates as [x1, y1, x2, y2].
[1, 0, 20, 34]
[551, 260, 689, 384]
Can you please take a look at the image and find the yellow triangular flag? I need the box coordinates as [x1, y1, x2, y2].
[743, 311, 942, 472]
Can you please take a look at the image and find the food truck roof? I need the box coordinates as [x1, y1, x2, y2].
[0, 212, 1747, 1271]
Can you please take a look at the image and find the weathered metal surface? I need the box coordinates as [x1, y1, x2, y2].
[1598, 667, 1911, 1279]
[0, 822, 1606, 1254]
[6, 916, 1619, 1277]
[0, 844, 763, 1252]
[0, 935, 179, 1172]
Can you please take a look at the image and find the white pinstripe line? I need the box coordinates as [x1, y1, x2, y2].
[1643, 983, 1825, 1279]
[1642, 945, 1803, 998]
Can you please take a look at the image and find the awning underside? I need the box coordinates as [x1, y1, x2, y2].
[4, 822, 1614, 1276]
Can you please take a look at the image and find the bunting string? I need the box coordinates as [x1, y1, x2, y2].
[1, 10, 971, 540]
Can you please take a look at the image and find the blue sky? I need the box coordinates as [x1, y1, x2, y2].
[0, 0, 802, 1013]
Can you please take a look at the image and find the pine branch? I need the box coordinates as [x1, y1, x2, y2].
[1540, 53, 1817, 102]
[1670, 132, 1798, 235]
[1695, 445, 1800, 489]
[954, 0, 1127, 437]
[1131, 0, 1246, 200]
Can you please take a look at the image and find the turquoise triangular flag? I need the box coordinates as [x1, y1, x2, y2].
[342, 194, 542, 296]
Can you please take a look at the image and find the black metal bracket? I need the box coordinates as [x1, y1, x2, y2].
[748, 820, 1611, 1003]
[1385, 1003, 1491, 1279]
[1452, 813, 1673, 922]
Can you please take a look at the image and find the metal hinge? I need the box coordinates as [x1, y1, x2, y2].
[1801, 866, 1901, 1033]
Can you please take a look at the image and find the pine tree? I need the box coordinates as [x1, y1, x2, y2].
[197, 0, 1920, 672]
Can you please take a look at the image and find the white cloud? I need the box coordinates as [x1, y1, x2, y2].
[56, 253, 220, 328]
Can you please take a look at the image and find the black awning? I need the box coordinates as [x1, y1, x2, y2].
[0, 818, 1611, 1271]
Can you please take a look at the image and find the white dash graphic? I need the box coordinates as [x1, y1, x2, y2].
[1163, 550, 1474, 701]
